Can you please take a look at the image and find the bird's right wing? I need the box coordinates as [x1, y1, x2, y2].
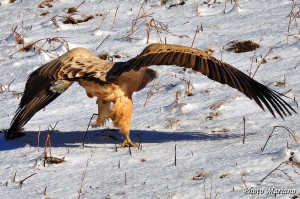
[107, 43, 296, 119]
[7, 47, 113, 138]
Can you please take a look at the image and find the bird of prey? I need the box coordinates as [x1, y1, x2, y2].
[6, 43, 296, 147]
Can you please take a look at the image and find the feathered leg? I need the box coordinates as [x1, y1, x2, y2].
[92, 98, 111, 127]
[110, 96, 137, 147]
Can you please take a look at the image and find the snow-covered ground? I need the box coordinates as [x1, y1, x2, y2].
[1, 0, 300, 198]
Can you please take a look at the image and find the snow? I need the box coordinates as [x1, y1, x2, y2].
[0, 0, 300, 198]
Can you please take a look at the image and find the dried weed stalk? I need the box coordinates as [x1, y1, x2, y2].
[9, 37, 68, 58]
[251, 41, 280, 78]
[62, 15, 95, 24]
[165, 118, 180, 129]
[131, 6, 168, 43]
[43, 123, 65, 165]
[111, 5, 120, 29]
[0, 79, 23, 99]
[146, 18, 168, 43]
[260, 161, 300, 183]
[248, 38, 263, 77]
[226, 40, 260, 53]
[261, 126, 299, 153]
[286, 0, 300, 45]
[143, 79, 163, 107]
[95, 11, 108, 31]
[78, 150, 96, 199]
[191, 25, 202, 48]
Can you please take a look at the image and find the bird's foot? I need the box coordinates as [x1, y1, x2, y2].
[120, 139, 138, 147]
[91, 119, 106, 128]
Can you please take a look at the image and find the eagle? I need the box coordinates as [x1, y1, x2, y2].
[6, 43, 296, 147]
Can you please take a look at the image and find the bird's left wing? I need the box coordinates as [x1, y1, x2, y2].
[106, 43, 296, 119]
[7, 47, 113, 139]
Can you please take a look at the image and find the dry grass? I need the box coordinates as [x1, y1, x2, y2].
[78, 150, 96, 199]
[67, 7, 77, 14]
[250, 41, 281, 78]
[261, 161, 300, 183]
[226, 40, 260, 53]
[0, 79, 23, 99]
[165, 118, 180, 129]
[219, 173, 229, 178]
[39, 10, 50, 16]
[192, 171, 208, 180]
[131, 6, 168, 44]
[62, 15, 94, 24]
[38, 0, 54, 8]
[9, 37, 68, 58]
[205, 111, 222, 121]
[143, 79, 163, 107]
[286, 0, 300, 45]
[261, 126, 299, 153]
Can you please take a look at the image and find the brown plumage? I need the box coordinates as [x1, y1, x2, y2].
[6, 43, 296, 147]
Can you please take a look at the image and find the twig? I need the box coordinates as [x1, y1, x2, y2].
[294, 97, 299, 108]
[74, 0, 86, 13]
[43, 122, 60, 165]
[210, 175, 213, 199]
[294, 61, 300, 69]
[260, 162, 286, 182]
[7, 78, 15, 92]
[175, 144, 177, 166]
[203, 179, 207, 199]
[82, 113, 98, 147]
[131, 6, 149, 33]
[19, 173, 37, 189]
[243, 116, 246, 144]
[261, 126, 299, 153]
[252, 41, 281, 78]
[241, 176, 247, 188]
[13, 170, 17, 182]
[121, 26, 140, 42]
[111, 5, 120, 29]
[191, 25, 202, 48]
[287, 0, 298, 34]
[145, 18, 168, 44]
[52, 16, 60, 29]
[44, 186, 47, 196]
[78, 150, 96, 199]
[9, 36, 68, 58]
[249, 38, 263, 77]
[137, 132, 143, 149]
[96, 11, 108, 30]
[128, 146, 132, 156]
[95, 34, 111, 50]
[38, 126, 41, 152]
[144, 79, 160, 107]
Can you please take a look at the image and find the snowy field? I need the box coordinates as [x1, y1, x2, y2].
[0, 0, 300, 198]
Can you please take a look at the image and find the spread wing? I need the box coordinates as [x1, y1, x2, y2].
[7, 47, 112, 138]
[107, 43, 296, 118]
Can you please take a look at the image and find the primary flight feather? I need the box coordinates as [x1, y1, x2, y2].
[6, 43, 296, 146]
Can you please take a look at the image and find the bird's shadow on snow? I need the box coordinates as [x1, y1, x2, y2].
[0, 129, 241, 151]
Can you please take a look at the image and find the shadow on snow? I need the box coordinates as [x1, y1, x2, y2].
[0, 128, 241, 151]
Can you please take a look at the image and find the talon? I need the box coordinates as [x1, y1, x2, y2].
[92, 119, 106, 128]
[120, 136, 138, 147]
[120, 141, 138, 147]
